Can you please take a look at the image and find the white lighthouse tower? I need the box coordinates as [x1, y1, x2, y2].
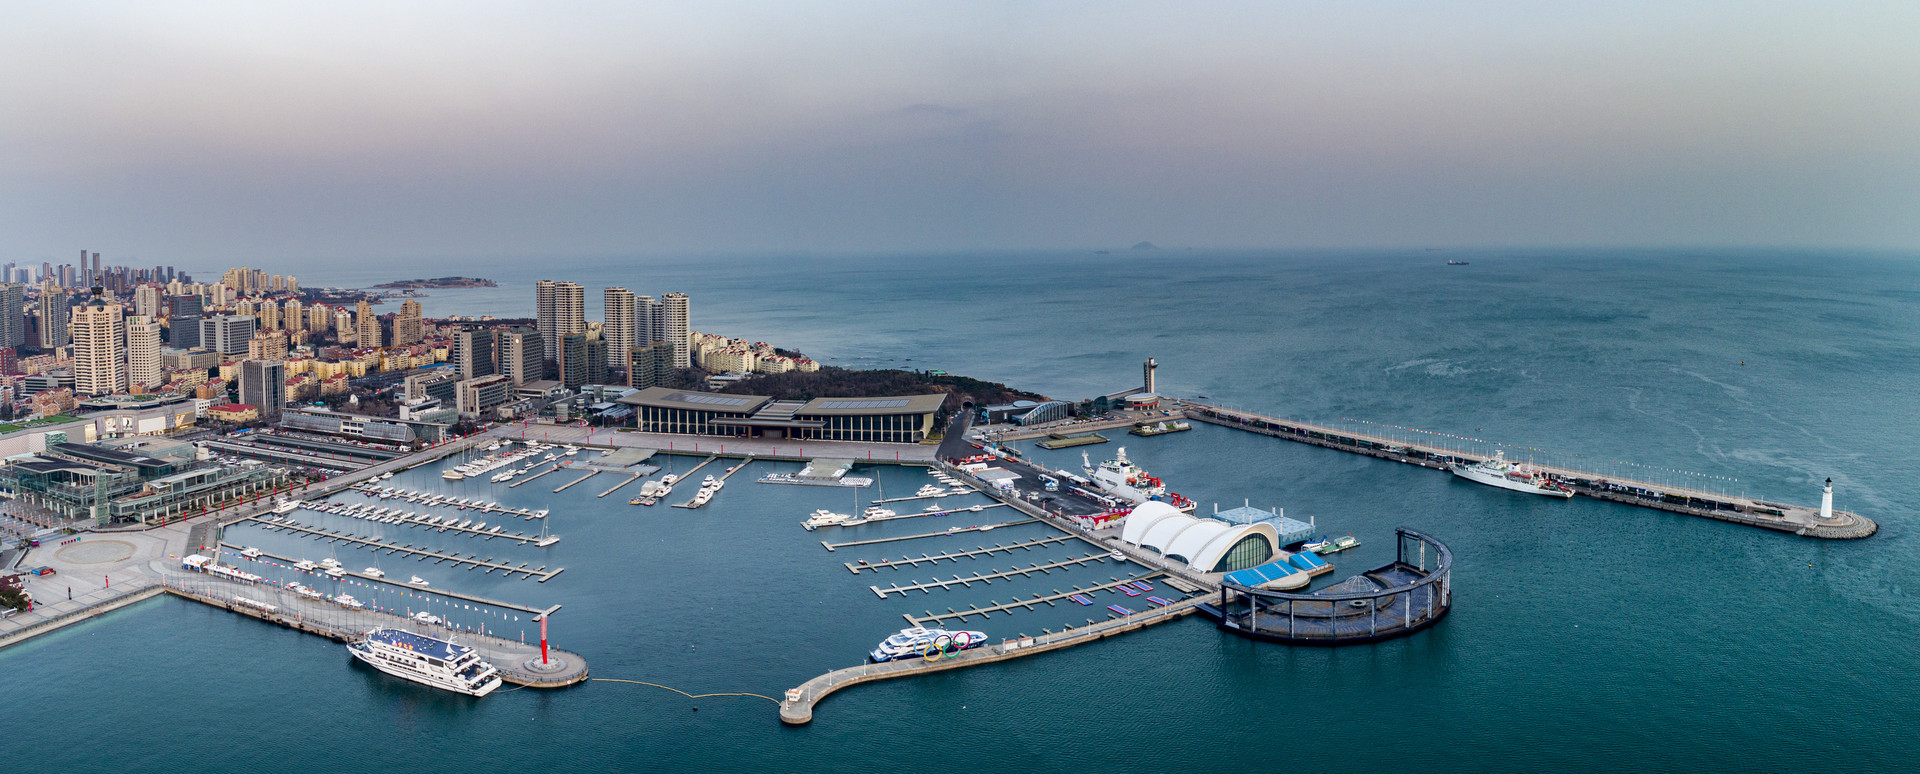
[1820, 478, 1834, 520]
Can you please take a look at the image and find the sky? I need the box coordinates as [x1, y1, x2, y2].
[1, 1, 1916, 264]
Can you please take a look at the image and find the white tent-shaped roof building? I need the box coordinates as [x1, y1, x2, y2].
[1118, 501, 1278, 574]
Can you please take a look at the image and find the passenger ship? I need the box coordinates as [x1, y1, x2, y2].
[1450, 451, 1574, 498]
[348, 628, 503, 696]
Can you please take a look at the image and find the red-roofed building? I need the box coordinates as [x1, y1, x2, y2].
[206, 403, 260, 423]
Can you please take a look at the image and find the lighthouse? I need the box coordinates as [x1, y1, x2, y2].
[1143, 357, 1158, 394]
[1820, 478, 1834, 520]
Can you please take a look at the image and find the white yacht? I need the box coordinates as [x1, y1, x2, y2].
[364, 567, 386, 579]
[348, 628, 501, 697]
[803, 510, 853, 530]
[442, 470, 465, 481]
[239, 546, 262, 558]
[408, 575, 430, 586]
[293, 559, 319, 571]
[1450, 451, 1574, 498]
[869, 627, 988, 662]
[271, 499, 300, 515]
[334, 594, 364, 610]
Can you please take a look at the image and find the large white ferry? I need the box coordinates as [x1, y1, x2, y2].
[1082, 448, 1195, 511]
[348, 628, 503, 696]
[869, 627, 988, 662]
[1450, 451, 1574, 498]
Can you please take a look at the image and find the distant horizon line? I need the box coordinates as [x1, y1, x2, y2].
[14, 243, 1916, 273]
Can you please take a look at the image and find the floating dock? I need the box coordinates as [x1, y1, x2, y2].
[552, 470, 599, 492]
[351, 484, 548, 519]
[818, 519, 1040, 551]
[1036, 433, 1110, 449]
[228, 523, 563, 581]
[870, 553, 1116, 598]
[507, 464, 564, 488]
[843, 534, 1080, 574]
[271, 504, 553, 544]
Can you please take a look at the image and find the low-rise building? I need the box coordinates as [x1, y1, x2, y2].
[206, 403, 260, 423]
[279, 407, 448, 445]
[0, 440, 287, 525]
[617, 387, 944, 443]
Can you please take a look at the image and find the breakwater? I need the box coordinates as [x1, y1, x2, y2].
[1180, 401, 1876, 539]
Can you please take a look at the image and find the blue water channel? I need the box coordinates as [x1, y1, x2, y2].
[5, 250, 1918, 772]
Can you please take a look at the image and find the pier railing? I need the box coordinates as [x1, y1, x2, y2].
[1214, 529, 1451, 644]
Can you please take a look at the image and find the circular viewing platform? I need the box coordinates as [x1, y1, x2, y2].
[1203, 528, 1451, 645]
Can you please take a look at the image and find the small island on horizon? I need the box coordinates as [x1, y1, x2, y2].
[371, 276, 497, 289]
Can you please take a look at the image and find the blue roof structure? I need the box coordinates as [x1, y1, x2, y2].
[1223, 559, 1307, 589]
[1212, 506, 1315, 545]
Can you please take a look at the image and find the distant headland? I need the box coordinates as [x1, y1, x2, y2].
[371, 276, 497, 289]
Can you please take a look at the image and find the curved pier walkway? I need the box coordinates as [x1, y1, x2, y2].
[780, 596, 1204, 725]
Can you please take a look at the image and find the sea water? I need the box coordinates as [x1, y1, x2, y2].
[4, 249, 1916, 773]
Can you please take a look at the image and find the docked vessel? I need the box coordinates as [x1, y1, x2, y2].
[347, 628, 502, 696]
[802, 509, 853, 530]
[442, 470, 465, 481]
[271, 499, 300, 514]
[869, 627, 989, 662]
[1306, 535, 1360, 554]
[1129, 420, 1191, 437]
[1082, 448, 1195, 511]
[1450, 451, 1573, 498]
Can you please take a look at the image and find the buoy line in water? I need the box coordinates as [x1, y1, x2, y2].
[590, 678, 780, 704]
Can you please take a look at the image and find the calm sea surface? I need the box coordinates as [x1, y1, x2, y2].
[6, 249, 1917, 772]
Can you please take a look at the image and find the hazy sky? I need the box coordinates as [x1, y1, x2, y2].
[2, 2, 1916, 263]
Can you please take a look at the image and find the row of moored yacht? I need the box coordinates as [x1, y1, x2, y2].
[444, 441, 576, 481]
[349, 483, 548, 519]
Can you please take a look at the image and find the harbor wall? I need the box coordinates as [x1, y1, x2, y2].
[1180, 404, 1876, 539]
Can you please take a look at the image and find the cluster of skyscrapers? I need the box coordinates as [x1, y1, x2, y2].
[527, 281, 688, 387]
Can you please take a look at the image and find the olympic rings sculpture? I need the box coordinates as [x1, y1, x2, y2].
[919, 631, 974, 661]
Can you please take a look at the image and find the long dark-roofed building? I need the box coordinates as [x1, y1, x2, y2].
[617, 387, 945, 444]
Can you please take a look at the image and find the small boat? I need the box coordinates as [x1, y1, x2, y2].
[334, 594, 364, 609]
[1109, 550, 1126, 561]
[629, 497, 645, 505]
[324, 567, 347, 579]
[411, 611, 443, 625]
[968, 504, 984, 512]
[364, 568, 385, 578]
[240, 546, 262, 558]
[489, 526, 502, 533]
[293, 559, 319, 571]
[640, 498, 656, 506]
[442, 470, 465, 481]
[408, 576, 429, 586]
